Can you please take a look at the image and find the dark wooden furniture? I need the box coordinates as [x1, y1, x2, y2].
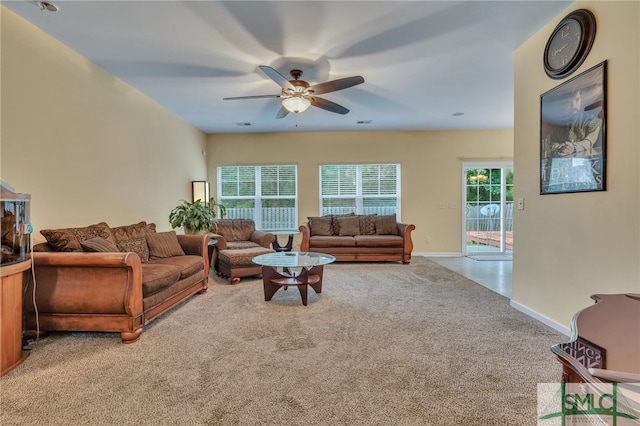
[262, 266, 323, 306]
[551, 293, 640, 384]
[268, 230, 298, 252]
[253, 252, 335, 306]
[207, 237, 217, 268]
[1, 260, 31, 376]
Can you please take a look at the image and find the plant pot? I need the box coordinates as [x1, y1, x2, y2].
[183, 227, 208, 235]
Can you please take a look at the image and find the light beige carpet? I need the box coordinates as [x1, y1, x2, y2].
[0, 257, 565, 425]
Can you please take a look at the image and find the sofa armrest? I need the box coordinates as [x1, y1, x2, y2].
[28, 252, 143, 317]
[250, 230, 276, 248]
[177, 233, 210, 272]
[177, 234, 208, 256]
[397, 223, 416, 264]
[33, 242, 55, 252]
[208, 233, 228, 250]
[299, 223, 311, 252]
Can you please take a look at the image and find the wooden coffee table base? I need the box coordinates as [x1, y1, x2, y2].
[261, 265, 323, 306]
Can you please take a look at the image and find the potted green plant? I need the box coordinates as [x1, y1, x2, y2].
[169, 198, 227, 234]
[209, 197, 227, 226]
[208, 198, 227, 233]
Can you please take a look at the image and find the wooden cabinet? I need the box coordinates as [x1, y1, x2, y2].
[551, 293, 640, 384]
[1, 259, 30, 376]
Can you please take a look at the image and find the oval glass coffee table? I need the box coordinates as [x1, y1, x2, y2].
[252, 252, 335, 306]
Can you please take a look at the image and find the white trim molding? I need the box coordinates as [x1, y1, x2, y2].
[510, 300, 571, 336]
[416, 252, 463, 257]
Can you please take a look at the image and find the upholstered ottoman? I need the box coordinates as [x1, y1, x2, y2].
[216, 246, 274, 284]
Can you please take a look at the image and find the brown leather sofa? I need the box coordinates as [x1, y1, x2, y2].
[26, 221, 210, 343]
[299, 214, 415, 264]
[210, 219, 275, 283]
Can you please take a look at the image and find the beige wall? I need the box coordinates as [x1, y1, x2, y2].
[207, 130, 513, 253]
[1, 8, 208, 239]
[513, 1, 640, 328]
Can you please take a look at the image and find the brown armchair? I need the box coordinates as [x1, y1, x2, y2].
[210, 219, 275, 284]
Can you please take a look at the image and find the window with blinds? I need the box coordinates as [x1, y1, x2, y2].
[217, 165, 297, 230]
[319, 164, 400, 218]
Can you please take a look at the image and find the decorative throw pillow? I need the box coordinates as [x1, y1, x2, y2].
[337, 216, 360, 236]
[80, 237, 120, 253]
[40, 228, 78, 252]
[358, 214, 377, 235]
[116, 237, 150, 262]
[112, 221, 152, 261]
[41, 222, 115, 252]
[146, 231, 185, 260]
[330, 213, 355, 235]
[375, 214, 398, 235]
[307, 216, 332, 236]
[111, 221, 149, 241]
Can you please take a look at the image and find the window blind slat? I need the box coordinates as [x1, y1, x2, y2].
[319, 164, 400, 217]
[218, 165, 298, 229]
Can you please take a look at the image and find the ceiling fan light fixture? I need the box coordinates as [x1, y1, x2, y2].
[282, 97, 311, 114]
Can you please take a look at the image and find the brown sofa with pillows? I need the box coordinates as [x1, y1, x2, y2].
[299, 214, 415, 264]
[26, 221, 210, 343]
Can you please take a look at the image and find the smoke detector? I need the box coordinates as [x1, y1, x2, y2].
[37, 2, 59, 12]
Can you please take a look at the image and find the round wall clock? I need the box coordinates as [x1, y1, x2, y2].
[543, 9, 596, 79]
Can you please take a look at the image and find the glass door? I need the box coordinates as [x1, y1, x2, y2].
[463, 163, 513, 256]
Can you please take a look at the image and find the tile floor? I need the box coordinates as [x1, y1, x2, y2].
[426, 255, 513, 299]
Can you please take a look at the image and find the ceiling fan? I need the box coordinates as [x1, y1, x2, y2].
[223, 65, 364, 119]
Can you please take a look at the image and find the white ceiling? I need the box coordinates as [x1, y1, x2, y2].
[4, 0, 572, 134]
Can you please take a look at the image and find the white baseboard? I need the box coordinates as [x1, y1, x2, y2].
[510, 300, 571, 336]
[415, 252, 463, 257]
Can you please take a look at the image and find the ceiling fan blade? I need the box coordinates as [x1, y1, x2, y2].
[309, 76, 364, 95]
[223, 94, 280, 100]
[259, 65, 295, 91]
[310, 97, 350, 115]
[276, 106, 290, 119]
